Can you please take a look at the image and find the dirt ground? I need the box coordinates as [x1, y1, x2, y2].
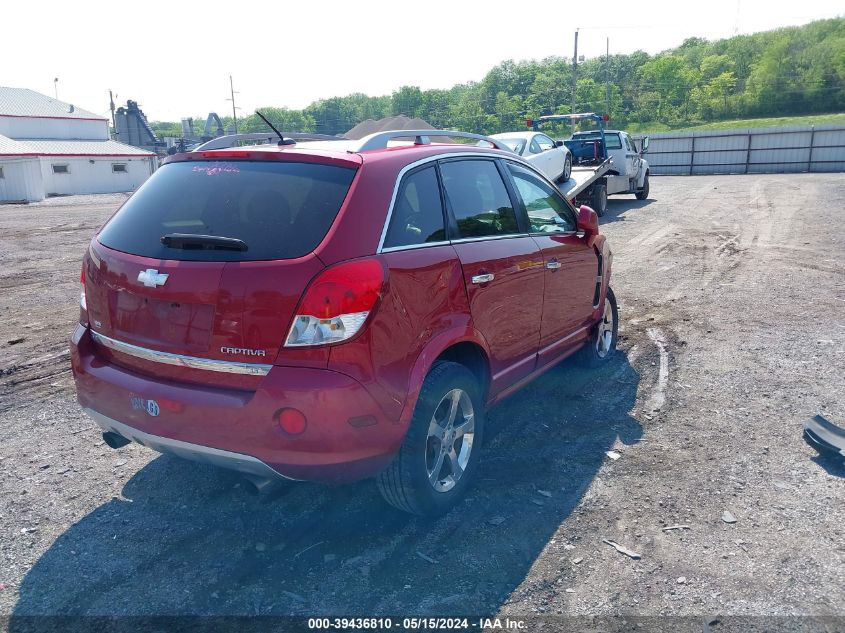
[0, 176, 843, 627]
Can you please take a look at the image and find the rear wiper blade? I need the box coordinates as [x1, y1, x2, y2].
[160, 233, 248, 252]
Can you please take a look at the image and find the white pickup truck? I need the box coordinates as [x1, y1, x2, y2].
[530, 113, 650, 216]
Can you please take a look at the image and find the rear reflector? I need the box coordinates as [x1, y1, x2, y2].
[285, 259, 385, 347]
[278, 408, 307, 435]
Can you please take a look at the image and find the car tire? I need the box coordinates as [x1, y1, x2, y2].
[591, 184, 608, 217]
[635, 172, 650, 200]
[579, 287, 618, 367]
[561, 155, 572, 182]
[377, 361, 485, 516]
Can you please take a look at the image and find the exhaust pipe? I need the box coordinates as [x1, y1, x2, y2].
[103, 431, 131, 449]
[241, 473, 291, 496]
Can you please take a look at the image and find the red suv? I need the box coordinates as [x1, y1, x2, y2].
[70, 130, 617, 516]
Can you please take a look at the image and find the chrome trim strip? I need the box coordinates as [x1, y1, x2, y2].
[84, 409, 297, 482]
[538, 326, 589, 357]
[531, 230, 579, 237]
[450, 234, 528, 245]
[90, 331, 272, 376]
[376, 151, 533, 254]
[379, 240, 451, 254]
[492, 353, 537, 382]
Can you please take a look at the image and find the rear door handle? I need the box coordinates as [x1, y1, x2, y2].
[546, 261, 562, 270]
[471, 273, 495, 284]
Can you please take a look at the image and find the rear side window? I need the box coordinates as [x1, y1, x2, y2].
[383, 166, 445, 249]
[440, 160, 519, 239]
[507, 163, 576, 233]
[96, 160, 356, 261]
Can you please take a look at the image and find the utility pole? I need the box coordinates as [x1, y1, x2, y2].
[605, 38, 610, 116]
[109, 90, 117, 139]
[53, 78, 59, 100]
[570, 29, 579, 114]
[227, 75, 240, 134]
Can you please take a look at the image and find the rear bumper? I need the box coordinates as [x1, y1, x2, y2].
[87, 408, 294, 488]
[71, 324, 405, 483]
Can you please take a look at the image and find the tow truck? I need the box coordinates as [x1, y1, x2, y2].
[528, 113, 650, 216]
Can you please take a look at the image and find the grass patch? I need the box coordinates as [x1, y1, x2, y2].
[629, 113, 845, 135]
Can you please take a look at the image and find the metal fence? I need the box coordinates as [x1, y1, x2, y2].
[634, 124, 845, 175]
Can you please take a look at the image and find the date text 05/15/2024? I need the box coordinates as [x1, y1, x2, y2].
[307, 617, 527, 630]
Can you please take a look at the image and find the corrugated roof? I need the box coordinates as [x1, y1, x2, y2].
[0, 133, 32, 154]
[0, 137, 154, 157]
[0, 87, 106, 120]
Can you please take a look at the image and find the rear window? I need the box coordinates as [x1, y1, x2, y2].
[573, 132, 622, 150]
[97, 160, 356, 261]
[496, 138, 527, 154]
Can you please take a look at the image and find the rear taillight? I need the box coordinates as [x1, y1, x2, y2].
[79, 262, 89, 325]
[285, 259, 385, 347]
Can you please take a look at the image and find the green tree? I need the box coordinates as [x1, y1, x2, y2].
[237, 107, 315, 134]
[700, 55, 735, 81]
[638, 54, 699, 124]
[391, 86, 425, 117]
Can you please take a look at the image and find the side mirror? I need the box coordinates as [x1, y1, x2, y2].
[555, 140, 564, 147]
[640, 136, 650, 153]
[577, 205, 599, 240]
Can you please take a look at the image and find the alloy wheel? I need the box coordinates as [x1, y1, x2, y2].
[425, 389, 475, 492]
[596, 297, 615, 358]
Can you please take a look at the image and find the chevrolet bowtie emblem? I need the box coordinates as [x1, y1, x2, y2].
[137, 268, 169, 288]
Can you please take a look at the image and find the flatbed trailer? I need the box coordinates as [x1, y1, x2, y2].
[531, 112, 650, 216]
[562, 158, 612, 202]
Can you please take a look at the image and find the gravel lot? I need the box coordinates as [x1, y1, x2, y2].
[0, 175, 843, 626]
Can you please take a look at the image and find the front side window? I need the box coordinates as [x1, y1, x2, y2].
[383, 166, 445, 249]
[440, 160, 519, 239]
[528, 137, 542, 154]
[507, 163, 576, 234]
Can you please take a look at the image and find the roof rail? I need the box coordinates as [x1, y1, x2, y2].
[354, 129, 509, 152]
[194, 132, 345, 151]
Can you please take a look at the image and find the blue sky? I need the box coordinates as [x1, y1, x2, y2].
[2, 0, 842, 122]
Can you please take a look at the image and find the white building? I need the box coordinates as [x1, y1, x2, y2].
[0, 87, 157, 202]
